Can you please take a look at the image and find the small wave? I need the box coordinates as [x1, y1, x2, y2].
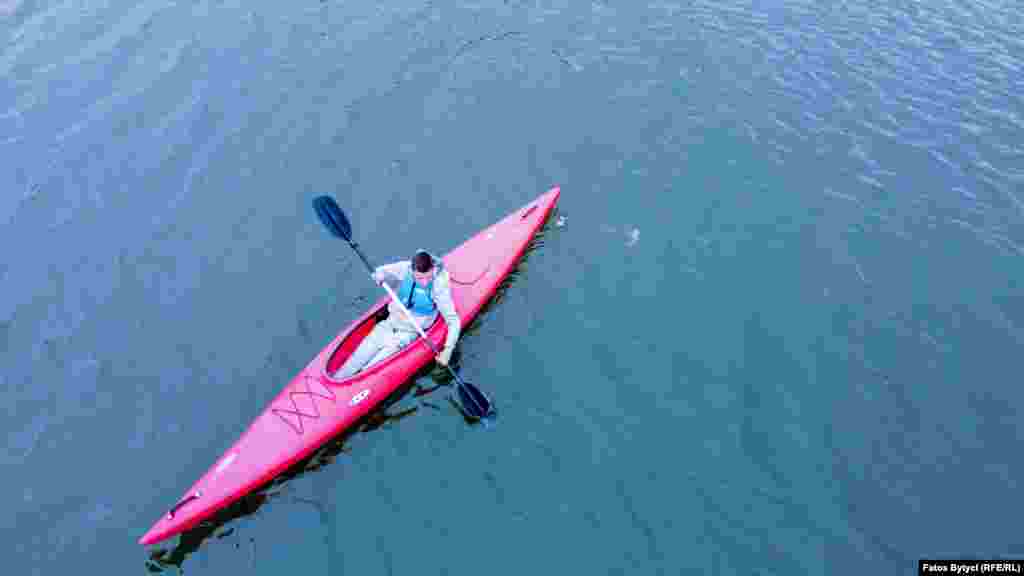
[626, 228, 639, 247]
[952, 186, 977, 200]
[824, 187, 860, 204]
[856, 173, 884, 190]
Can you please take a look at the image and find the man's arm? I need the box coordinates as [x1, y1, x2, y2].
[432, 270, 461, 361]
[373, 260, 409, 284]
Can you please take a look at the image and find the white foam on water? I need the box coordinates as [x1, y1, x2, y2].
[626, 228, 639, 247]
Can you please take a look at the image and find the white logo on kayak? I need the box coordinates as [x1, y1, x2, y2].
[349, 389, 370, 406]
[215, 452, 237, 475]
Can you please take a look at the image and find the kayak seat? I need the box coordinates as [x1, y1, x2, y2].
[325, 307, 382, 376]
[324, 306, 441, 379]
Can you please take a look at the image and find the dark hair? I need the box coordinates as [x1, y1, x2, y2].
[412, 250, 433, 273]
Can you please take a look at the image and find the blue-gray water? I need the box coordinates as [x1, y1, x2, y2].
[3, 0, 1023, 573]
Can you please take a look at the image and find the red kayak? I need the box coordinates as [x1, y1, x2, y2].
[139, 186, 561, 546]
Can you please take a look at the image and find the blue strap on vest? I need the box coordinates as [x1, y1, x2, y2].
[398, 271, 436, 316]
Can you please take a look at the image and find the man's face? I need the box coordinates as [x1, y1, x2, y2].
[413, 268, 434, 287]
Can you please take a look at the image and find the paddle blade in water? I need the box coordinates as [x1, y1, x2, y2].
[313, 195, 352, 241]
[457, 381, 495, 421]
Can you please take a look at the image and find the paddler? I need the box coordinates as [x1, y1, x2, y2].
[333, 249, 460, 379]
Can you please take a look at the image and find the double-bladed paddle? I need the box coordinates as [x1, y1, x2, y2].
[313, 194, 496, 423]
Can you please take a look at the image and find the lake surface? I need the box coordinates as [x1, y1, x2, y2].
[3, 0, 1023, 573]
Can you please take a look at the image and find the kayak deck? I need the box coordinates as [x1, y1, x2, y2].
[139, 186, 561, 546]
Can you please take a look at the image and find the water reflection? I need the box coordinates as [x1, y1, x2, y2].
[422, 206, 559, 422]
[144, 388, 420, 574]
[144, 335, 499, 571]
[459, 204, 558, 340]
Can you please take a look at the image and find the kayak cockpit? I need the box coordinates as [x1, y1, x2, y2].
[323, 305, 439, 381]
[323, 306, 382, 380]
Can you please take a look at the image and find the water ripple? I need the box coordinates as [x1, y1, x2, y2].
[703, 0, 1022, 253]
[2, 0, 1023, 573]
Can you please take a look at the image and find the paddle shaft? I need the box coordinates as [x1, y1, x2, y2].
[379, 281, 442, 357]
[347, 241, 376, 277]
[346, 239, 463, 380]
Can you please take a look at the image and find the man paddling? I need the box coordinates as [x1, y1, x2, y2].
[333, 249, 460, 379]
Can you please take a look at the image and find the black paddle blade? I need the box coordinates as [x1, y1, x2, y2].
[312, 195, 352, 241]
[456, 381, 495, 422]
